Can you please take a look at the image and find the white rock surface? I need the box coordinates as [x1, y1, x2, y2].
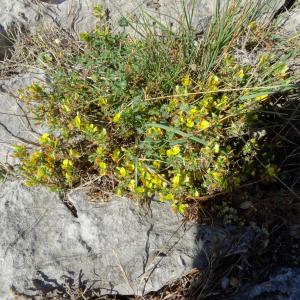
[281, 6, 300, 34]
[0, 0, 286, 59]
[0, 0, 102, 33]
[0, 71, 46, 165]
[0, 0, 104, 59]
[0, 0, 221, 59]
[0, 179, 229, 298]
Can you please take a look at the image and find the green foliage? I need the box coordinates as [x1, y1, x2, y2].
[14, 1, 299, 212]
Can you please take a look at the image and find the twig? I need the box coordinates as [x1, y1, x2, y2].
[113, 249, 136, 296]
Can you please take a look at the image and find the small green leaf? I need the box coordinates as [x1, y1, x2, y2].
[146, 123, 207, 145]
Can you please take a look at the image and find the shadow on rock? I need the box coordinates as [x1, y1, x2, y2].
[12, 270, 100, 299]
[0, 24, 14, 61]
[11, 269, 133, 299]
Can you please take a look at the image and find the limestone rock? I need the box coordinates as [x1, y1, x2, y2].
[0, 0, 104, 60]
[282, 7, 300, 34]
[0, 0, 286, 60]
[0, 179, 229, 299]
[0, 71, 46, 165]
[0, 0, 222, 59]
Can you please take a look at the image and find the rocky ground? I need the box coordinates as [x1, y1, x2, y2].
[0, 1, 300, 299]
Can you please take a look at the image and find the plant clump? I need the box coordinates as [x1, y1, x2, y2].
[14, 2, 299, 213]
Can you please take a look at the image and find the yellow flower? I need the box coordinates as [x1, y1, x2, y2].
[135, 186, 145, 194]
[166, 145, 181, 157]
[61, 159, 73, 170]
[128, 179, 136, 191]
[86, 123, 98, 133]
[186, 118, 194, 128]
[237, 69, 245, 79]
[116, 188, 123, 196]
[39, 133, 51, 144]
[216, 95, 229, 109]
[98, 97, 108, 105]
[96, 146, 104, 157]
[172, 174, 181, 187]
[169, 98, 179, 110]
[151, 176, 162, 187]
[180, 115, 185, 124]
[74, 112, 81, 129]
[118, 167, 127, 177]
[147, 127, 162, 136]
[30, 151, 42, 163]
[113, 112, 122, 123]
[126, 162, 135, 172]
[242, 90, 250, 96]
[98, 161, 107, 170]
[112, 149, 121, 161]
[62, 104, 71, 112]
[198, 119, 210, 130]
[248, 21, 257, 31]
[25, 180, 35, 187]
[69, 149, 81, 159]
[208, 75, 220, 90]
[145, 180, 153, 189]
[188, 108, 198, 116]
[214, 143, 220, 154]
[255, 94, 269, 102]
[221, 95, 229, 103]
[212, 171, 222, 182]
[153, 161, 161, 168]
[172, 203, 187, 214]
[182, 75, 191, 87]
[98, 161, 107, 175]
[161, 193, 174, 201]
[193, 190, 200, 197]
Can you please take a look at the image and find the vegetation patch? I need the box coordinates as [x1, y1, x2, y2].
[13, 1, 300, 213]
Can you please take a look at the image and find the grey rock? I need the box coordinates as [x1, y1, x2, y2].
[0, 0, 225, 58]
[0, 0, 102, 33]
[106, 0, 217, 34]
[235, 267, 300, 300]
[0, 0, 286, 60]
[281, 8, 300, 33]
[0, 179, 230, 299]
[0, 71, 46, 165]
[0, 0, 104, 59]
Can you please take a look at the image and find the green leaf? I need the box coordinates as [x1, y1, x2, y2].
[239, 91, 272, 101]
[146, 123, 207, 145]
[239, 85, 295, 101]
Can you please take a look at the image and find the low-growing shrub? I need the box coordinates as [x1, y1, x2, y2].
[14, 1, 299, 212]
